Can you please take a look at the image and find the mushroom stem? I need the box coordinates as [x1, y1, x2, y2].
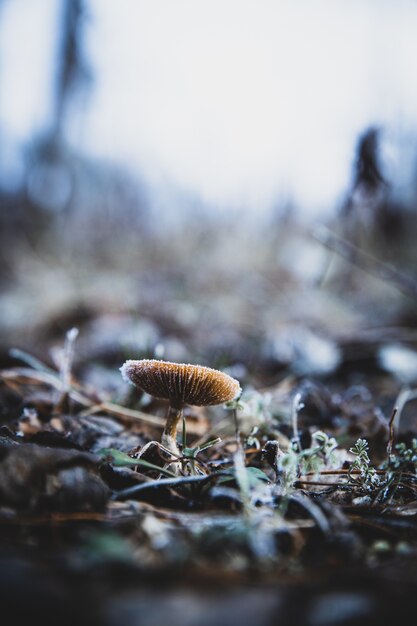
[161, 404, 183, 457]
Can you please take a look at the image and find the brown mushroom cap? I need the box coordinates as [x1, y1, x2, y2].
[120, 359, 241, 408]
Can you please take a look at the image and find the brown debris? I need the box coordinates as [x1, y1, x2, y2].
[0, 442, 109, 511]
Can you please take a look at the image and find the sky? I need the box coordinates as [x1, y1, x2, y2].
[1, 0, 417, 217]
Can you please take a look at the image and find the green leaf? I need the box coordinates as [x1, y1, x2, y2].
[182, 447, 198, 458]
[199, 437, 222, 452]
[96, 448, 177, 477]
[245, 466, 270, 486]
[182, 437, 222, 459]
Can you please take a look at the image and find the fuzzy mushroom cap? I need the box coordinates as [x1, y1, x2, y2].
[120, 359, 241, 408]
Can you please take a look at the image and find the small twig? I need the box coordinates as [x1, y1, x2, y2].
[291, 392, 304, 452]
[313, 225, 417, 300]
[0, 512, 109, 526]
[83, 400, 168, 429]
[303, 469, 386, 476]
[392, 387, 417, 432]
[232, 407, 242, 451]
[59, 327, 79, 393]
[387, 406, 398, 458]
[54, 327, 79, 413]
[295, 480, 347, 488]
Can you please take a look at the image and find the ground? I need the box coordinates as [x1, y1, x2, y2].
[1, 210, 417, 625]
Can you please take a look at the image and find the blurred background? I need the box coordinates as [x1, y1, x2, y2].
[2, 0, 417, 389]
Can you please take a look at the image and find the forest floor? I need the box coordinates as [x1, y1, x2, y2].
[2, 214, 417, 625]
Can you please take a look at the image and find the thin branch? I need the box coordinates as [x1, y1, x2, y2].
[291, 391, 303, 452]
[313, 225, 417, 300]
[387, 407, 398, 457]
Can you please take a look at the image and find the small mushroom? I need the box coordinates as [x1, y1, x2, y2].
[120, 359, 241, 456]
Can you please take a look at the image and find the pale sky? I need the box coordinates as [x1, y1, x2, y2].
[1, 0, 417, 216]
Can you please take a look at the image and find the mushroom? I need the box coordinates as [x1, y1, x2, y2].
[120, 359, 241, 456]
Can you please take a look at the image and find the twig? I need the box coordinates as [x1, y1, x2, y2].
[291, 391, 304, 452]
[54, 327, 79, 413]
[295, 480, 346, 488]
[60, 327, 79, 392]
[232, 407, 243, 453]
[302, 469, 386, 476]
[387, 407, 398, 458]
[0, 512, 109, 526]
[392, 387, 417, 431]
[313, 225, 417, 300]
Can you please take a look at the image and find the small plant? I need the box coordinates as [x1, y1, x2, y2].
[348, 438, 380, 492]
[181, 437, 222, 475]
[388, 439, 417, 472]
[300, 431, 339, 474]
[278, 430, 338, 493]
[375, 438, 417, 503]
[226, 391, 273, 442]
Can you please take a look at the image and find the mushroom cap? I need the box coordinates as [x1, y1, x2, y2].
[120, 359, 241, 408]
